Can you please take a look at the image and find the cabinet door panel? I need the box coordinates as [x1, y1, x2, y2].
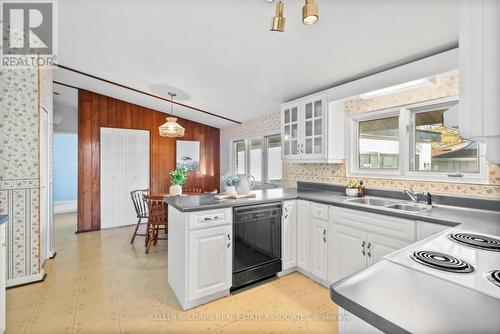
[366, 233, 410, 266]
[281, 104, 301, 160]
[310, 218, 328, 281]
[100, 128, 115, 229]
[331, 224, 366, 283]
[126, 130, 150, 226]
[297, 200, 311, 271]
[188, 226, 231, 300]
[300, 96, 326, 160]
[282, 201, 297, 270]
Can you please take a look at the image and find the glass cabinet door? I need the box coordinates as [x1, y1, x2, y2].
[282, 105, 300, 158]
[302, 97, 325, 158]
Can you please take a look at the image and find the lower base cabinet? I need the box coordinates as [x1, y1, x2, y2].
[297, 200, 311, 271]
[168, 207, 232, 310]
[282, 200, 297, 270]
[310, 217, 328, 281]
[188, 225, 232, 301]
[329, 222, 411, 283]
[328, 206, 415, 284]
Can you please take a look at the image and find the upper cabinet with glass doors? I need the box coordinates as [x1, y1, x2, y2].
[281, 93, 345, 163]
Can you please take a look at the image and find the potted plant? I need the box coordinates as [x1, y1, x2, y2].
[169, 167, 188, 196]
[221, 173, 239, 195]
[345, 178, 359, 197]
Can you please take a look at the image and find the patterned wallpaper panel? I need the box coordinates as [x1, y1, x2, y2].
[0, 67, 44, 282]
[220, 111, 281, 176]
[220, 72, 500, 199]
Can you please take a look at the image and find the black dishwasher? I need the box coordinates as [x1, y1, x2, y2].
[232, 202, 282, 290]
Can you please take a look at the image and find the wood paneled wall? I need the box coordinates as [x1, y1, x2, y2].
[78, 90, 220, 232]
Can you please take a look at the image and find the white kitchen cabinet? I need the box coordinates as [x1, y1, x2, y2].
[296, 200, 311, 271]
[310, 217, 328, 281]
[281, 102, 301, 160]
[281, 93, 344, 163]
[282, 200, 297, 271]
[366, 233, 410, 266]
[416, 221, 449, 241]
[188, 225, 232, 301]
[329, 207, 415, 283]
[168, 207, 232, 310]
[330, 224, 367, 283]
[100, 128, 150, 229]
[459, 0, 500, 162]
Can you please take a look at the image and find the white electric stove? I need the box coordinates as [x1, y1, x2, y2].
[385, 229, 500, 299]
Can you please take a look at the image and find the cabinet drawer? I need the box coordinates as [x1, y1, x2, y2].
[333, 207, 416, 242]
[311, 203, 329, 221]
[188, 208, 231, 230]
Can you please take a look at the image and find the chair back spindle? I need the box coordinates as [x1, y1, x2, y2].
[131, 189, 149, 218]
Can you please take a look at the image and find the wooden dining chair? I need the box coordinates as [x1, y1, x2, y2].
[144, 195, 168, 254]
[182, 186, 203, 194]
[130, 189, 150, 245]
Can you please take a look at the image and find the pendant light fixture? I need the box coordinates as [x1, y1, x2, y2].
[159, 92, 185, 137]
[302, 0, 319, 25]
[270, 1, 286, 32]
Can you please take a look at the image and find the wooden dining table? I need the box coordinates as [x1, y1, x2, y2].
[149, 192, 198, 199]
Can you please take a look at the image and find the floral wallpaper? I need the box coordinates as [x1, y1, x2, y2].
[220, 72, 500, 199]
[0, 65, 52, 284]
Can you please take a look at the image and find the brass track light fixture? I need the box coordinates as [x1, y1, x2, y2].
[269, 0, 319, 32]
[302, 0, 319, 25]
[270, 1, 286, 32]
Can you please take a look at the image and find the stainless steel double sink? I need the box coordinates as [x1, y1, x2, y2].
[344, 196, 432, 213]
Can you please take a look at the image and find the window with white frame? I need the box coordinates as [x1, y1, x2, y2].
[231, 134, 282, 185]
[349, 97, 485, 181]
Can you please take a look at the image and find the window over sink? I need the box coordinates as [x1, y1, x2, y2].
[348, 75, 486, 182]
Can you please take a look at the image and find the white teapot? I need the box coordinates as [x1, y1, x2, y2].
[236, 175, 255, 194]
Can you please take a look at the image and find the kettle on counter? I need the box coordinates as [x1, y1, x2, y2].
[236, 174, 255, 194]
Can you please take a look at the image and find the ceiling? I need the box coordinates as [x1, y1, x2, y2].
[54, 0, 459, 129]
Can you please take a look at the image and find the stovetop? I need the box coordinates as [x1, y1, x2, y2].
[385, 229, 500, 299]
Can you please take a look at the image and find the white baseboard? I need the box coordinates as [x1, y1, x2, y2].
[6, 270, 45, 287]
[54, 200, 77, 214]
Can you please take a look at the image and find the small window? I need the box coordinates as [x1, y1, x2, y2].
[234, 140, 246, 174]
[358, 116, 400, 169]
[265, 135, 282, 183]
[249, 138, 262, 183]
[411, 103, 479, 173]
[231, 134, 282, 186]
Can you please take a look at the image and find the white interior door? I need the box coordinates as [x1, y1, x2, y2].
[101, 128, 150, 229]
[100, 128, 115, 229]
[113, 130, 128, 227]
[126, 129, 150, 226]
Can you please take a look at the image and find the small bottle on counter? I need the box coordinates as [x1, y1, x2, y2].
[357, 180, 366, 197]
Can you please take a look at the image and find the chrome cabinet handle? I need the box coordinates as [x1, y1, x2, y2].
[367, 242, 371, 257]
[361, 240, 366, 256]
[227, 243, 231, 248]
[227, 234, 230, 241]
[204, 216, 219, 221]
